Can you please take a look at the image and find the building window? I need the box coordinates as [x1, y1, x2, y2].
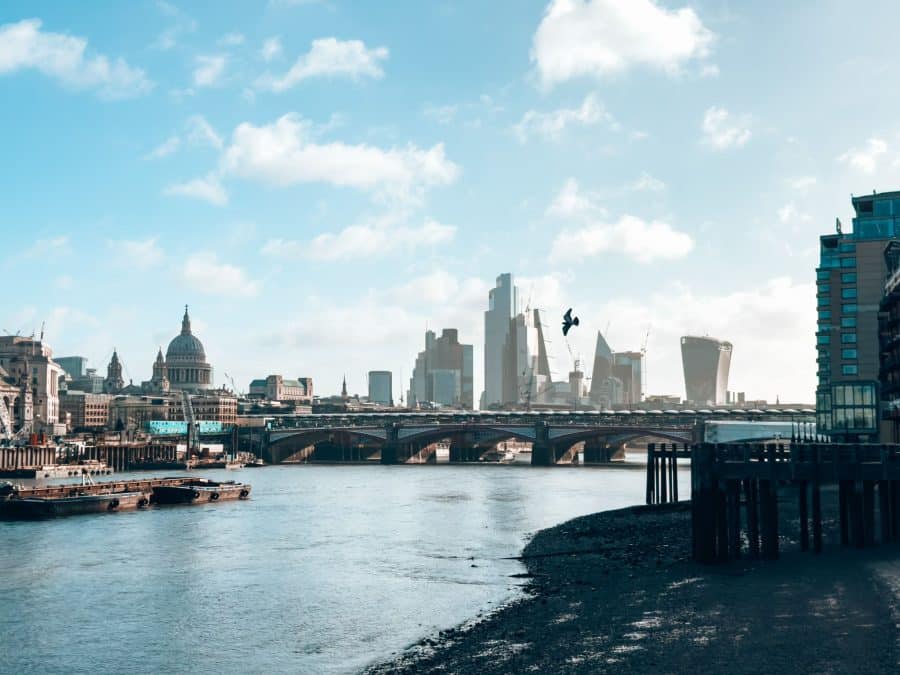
[817, 335, 831, 345]
[841, 333, 857, 344]
[818, 284, 831, 294]
[843, 304, 858, 314]
[818, 310, 832, 320]
[817, 270, 831, 280]
[817, 296, 830, 307]
[841, 316, 857, 328]
[841, 287, 857, 299]
[841, 272, 857, 283]
[841, 348, 858, 359]
[841, 257, 856, 268]
[839, 242, 857, 252]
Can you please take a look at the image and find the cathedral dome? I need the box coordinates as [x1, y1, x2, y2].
[165, 306, 206, 361]
[163, 306, 213, 391]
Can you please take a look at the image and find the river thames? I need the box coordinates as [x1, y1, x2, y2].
[0, 463, 675, 674]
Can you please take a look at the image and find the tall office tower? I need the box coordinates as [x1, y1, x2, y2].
[589, 331, 615, 404]
[407, 329, 474, 409]
[368, 370, 393, 406]
[613, 351, 644, 405]
[56, 356, 88, 379]
[817, 191, 900, 441]
[502, 308, 552, 407]
[484, 273, 517, 408]
[680, 336, 732, 405]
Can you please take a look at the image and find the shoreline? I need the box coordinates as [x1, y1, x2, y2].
[367, 489, 899, 674]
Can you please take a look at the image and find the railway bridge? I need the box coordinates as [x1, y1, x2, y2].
[250, 409, 815, 466]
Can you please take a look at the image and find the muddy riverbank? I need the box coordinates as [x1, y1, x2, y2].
[368, 488, 899, 673]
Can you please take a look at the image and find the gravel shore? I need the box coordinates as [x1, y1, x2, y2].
[367, 488, 900, 674]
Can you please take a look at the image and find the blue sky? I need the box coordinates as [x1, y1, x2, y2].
[4, 0, 899, 403]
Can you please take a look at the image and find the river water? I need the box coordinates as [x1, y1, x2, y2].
[0, 462, 673, 674]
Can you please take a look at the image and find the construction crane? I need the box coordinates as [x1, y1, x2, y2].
[224, 372, 240, 396]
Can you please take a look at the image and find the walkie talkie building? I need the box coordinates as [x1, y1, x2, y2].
[681, 336, 732, 405]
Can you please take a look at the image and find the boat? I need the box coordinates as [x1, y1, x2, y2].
[0, 490, 149, 519]
[151, 479, 251, 505]
[224, 461, 244, 470]
[242, 458, 266, 468]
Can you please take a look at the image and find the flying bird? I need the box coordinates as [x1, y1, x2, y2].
[562, 308, 580, 336]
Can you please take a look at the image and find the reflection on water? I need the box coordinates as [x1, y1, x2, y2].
[0, 463, 680, 674]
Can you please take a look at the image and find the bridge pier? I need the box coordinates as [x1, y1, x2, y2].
[531, 443, 556, 466]
[583, 439, 625, 463]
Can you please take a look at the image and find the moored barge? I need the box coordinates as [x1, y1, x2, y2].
[0, 491, 148, 519]
[152, 479, 251, 505]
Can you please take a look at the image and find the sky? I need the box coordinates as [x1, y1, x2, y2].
[5, 0, 900, 404]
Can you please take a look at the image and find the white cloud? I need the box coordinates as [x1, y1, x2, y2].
[218, 113, 459, 203]
[107, 238, 165, 269]
[259, 38, 388, 91]
[778, 203, 811, 226]
[631, 172, 666, 192]
[838, 137, 887, 174]
[550, 215, 694, 264]
[547, 179, 692, 263]
[423, 103, 459, 125]
[153, 1, 196, 51]
[144, 136, 181, 160]
[25, 235, 70, 258]
[181, 252, 261, 297]
[0, 18, 152, 99]
[546, 178, 605, 218]
[260, 37, 282, 62]
[193, 54, 226, 87]
[512, 93, 615, 143]
[531, 0, 714, 88]
[788, 176, 817, 191]
[164, 175, 228, 206]
[218, 32, 245, 47]
[260, 218, 456, 261]
[701, 106, 751, 150]
[185, 115, 223, 150]
[700, 64, 720, 78]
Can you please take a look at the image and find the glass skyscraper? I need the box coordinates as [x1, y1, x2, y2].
[816, 191, 900, 441]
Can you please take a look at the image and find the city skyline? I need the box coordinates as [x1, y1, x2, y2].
[12, 1, 900, 403]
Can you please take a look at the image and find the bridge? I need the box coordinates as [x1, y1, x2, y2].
[247, 409, 816, 466]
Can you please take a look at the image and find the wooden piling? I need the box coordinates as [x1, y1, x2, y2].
[646, 443, 655, 505]
[660, 444, 668, 505]
[798, 480, 809, 552]
[812, 445, 823, 554]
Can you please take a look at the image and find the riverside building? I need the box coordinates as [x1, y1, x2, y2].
[816, 191, 900, 441]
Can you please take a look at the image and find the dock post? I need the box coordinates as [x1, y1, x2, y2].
[799, 480, 809, 552]
[812, 445, 823, 554]
[660, 444, 668, 505]
[863, 480, 875, 547]
[646, 443, 655, 505]
[839, 480, 850, 546]
[691, 444, 717, 563]
[745, 478, 760, 558]
[672, 446, 679, 502]
[728, 479, 741, 559]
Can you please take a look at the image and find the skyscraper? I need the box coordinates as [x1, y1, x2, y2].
[817, 191, 899, 441]
[483, 273, 517, 408]
[613, 351, 644, 405]
[407, 329, 474, 408]
[368, 370, 393, 406]
[681, 336, 732, 405]
[589, 331, 623, 407]
[502, 308, 552, 407]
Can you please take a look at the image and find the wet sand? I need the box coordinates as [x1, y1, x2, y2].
[368, 488, 900, 674]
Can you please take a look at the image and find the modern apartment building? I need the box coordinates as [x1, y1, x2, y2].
[408, 329, 474, 409]
[816, 191, 900, 441]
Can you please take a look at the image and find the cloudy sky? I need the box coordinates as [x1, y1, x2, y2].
[5, 0, 900, 404]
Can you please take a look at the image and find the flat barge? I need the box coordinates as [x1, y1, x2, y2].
[152, 479, 251, 504]
[0, 476, 251, 520]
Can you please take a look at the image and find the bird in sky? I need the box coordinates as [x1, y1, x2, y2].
[562, 308, 580, 336]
